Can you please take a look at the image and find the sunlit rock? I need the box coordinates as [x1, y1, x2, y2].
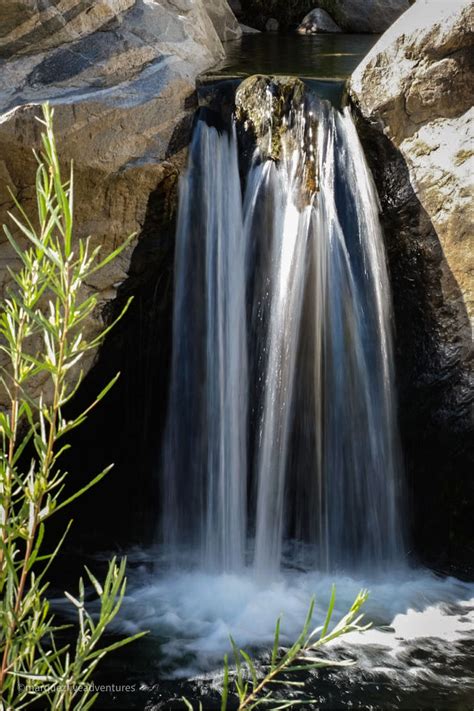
[0, 0, 240, 406]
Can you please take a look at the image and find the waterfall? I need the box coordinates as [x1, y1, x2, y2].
[161, 87, 404, 575]
[162, 117, 248, 571]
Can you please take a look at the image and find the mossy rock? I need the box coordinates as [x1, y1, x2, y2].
[235, 75, 319, 202]
[235, 75, 306, 161]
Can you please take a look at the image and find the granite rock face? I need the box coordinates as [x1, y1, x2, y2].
[350, 0, 474, 570]
[0, 0, 135, 57]
[206, 0, 242, 40]
[0, 0, 240, 405]
[297, 8, 342, 34]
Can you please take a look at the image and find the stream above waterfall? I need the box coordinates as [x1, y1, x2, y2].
[214, 33, 378, 81]
[200, 33, 379, 106]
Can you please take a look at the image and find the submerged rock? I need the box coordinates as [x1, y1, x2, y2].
[297, 9, 342, 34]
[350, 0, 474, 569]
[240, 23, 261, 34]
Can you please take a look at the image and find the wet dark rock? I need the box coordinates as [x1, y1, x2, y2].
[350, 0, 474, 571]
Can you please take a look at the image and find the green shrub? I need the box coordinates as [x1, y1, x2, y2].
[0, 104, 144, 709]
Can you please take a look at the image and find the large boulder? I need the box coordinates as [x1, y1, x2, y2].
[0, 0, 240, 405]
[0, 0, 135, 56]
[205, 0, 242, 40]
[350, 0, 474, 570]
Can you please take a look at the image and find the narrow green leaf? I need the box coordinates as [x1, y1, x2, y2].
[271, 615, 281, 667]
[221, 654, 229, 711]
[320, 584, 336, 640]
[52, 464, 114, 514]
[240, 649, 258, 688]
[83, 631, 147, 661]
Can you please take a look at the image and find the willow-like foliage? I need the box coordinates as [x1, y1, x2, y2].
[184, 586, 369, 710]
[0, 104, 145, 709]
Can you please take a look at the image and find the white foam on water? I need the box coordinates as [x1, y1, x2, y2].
[115, 550, 474, 682]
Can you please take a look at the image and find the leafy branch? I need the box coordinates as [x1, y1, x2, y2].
[184, 587, 369, 711]
[0, 103, 144, 709]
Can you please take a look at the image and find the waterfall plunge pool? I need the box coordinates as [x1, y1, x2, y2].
[71, 547, 473, 709]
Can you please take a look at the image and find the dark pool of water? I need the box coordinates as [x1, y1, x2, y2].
[215, 33, 379, 81]
[200, 33, 379, 106]
[52, 552, 474, 710]
[90, 627, 474, 710]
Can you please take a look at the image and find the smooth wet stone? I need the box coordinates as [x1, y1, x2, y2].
[265, 18, 279, 33]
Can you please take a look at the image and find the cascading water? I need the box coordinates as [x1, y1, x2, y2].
[161, 83, 403, 575]
[111, 79, 474, 699]
[162, 117, 248, 571]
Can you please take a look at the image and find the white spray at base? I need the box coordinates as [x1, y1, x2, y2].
[116, 548, 474, 686]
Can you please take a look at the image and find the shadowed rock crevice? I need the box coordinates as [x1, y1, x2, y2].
[349, 0, 473, 575]
[239, 0, 409, 32]
[60, 170, 180, 549]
